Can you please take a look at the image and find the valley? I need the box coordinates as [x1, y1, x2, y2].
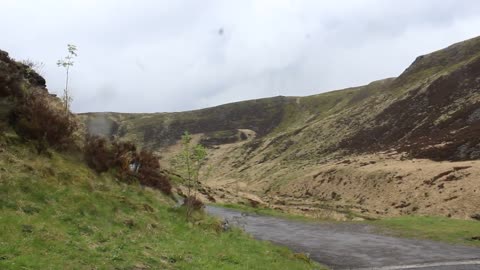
[3, 2, 480, 269]
[2, 23, 480, 270]
[81, 36, 480, 221]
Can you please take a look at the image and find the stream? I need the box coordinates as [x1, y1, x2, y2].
[206, 206, 480, 270]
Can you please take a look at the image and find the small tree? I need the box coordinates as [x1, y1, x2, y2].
[171, 132, 207, 220]
[57, 44, 77, 114]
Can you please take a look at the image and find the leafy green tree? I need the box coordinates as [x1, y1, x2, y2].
[57, 44, 77, 113]
[171, 132, 208, 219]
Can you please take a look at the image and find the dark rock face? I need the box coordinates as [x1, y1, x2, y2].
[0, 49, 47, 98]
[20, 63, 46, 88]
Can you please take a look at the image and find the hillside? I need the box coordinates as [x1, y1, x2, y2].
[0, 134, 320, 269]
[80, 36, 480, 220]
[0, 50, 320, 269]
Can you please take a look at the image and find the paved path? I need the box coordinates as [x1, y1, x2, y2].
[206, 206, 480, 270]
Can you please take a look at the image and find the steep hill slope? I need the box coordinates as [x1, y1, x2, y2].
[80, 36, 480, 220]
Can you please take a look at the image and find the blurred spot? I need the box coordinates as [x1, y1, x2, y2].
[86, 114, 118, 137]
[136, 59, 146, 72]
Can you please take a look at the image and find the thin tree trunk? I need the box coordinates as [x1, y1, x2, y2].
[65, 66, 70, 113]
[185, 146, 192, 220]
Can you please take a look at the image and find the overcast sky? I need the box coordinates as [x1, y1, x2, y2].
[2, 0, 480, 113]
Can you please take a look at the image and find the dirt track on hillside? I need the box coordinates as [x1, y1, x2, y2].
[206, 206, 480, 270]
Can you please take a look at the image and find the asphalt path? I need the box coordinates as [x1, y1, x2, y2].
[206, 206, 480, 270]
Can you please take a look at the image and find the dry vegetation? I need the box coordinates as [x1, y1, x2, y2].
[10, 91, 78, 152]
[84, 135, 172, 195]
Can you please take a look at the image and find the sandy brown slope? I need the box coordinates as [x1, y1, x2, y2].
[163, 130, 478, 220]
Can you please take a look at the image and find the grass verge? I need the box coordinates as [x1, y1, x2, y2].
[0, 137, 324, 269]
[370, 216, 480, 247]
[215, 203, 373, 222]
[215, 203, 316, 222]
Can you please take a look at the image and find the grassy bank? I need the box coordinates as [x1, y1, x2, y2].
[0, 136, 322, 269]
[371, 216, 480, 247]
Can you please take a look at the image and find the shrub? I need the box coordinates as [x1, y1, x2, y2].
[84, 135, 113, 173]
[83, 136, 172, 195]
[1, 50, 75, 151]
[112, 141, 137, 171]
[10, 91, 77, 152]
[183, 196, 204, 211]
[136, 150, 172, 194]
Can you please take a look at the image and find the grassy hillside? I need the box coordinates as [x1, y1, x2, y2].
[0, 132, 320, 269]
[79, 35, 480, 221]
[81, 36, 480, 161]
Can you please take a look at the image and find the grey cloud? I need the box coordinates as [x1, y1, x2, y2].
[1, 0, 480, 113]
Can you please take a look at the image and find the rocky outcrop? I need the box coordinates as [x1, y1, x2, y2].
[0, 50, 46, 98]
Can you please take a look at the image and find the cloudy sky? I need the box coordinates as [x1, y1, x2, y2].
[2, 0, 480, 113]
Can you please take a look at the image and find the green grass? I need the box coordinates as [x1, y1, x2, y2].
[371, 216, 480, 246]
[0, 137, 324, 270]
